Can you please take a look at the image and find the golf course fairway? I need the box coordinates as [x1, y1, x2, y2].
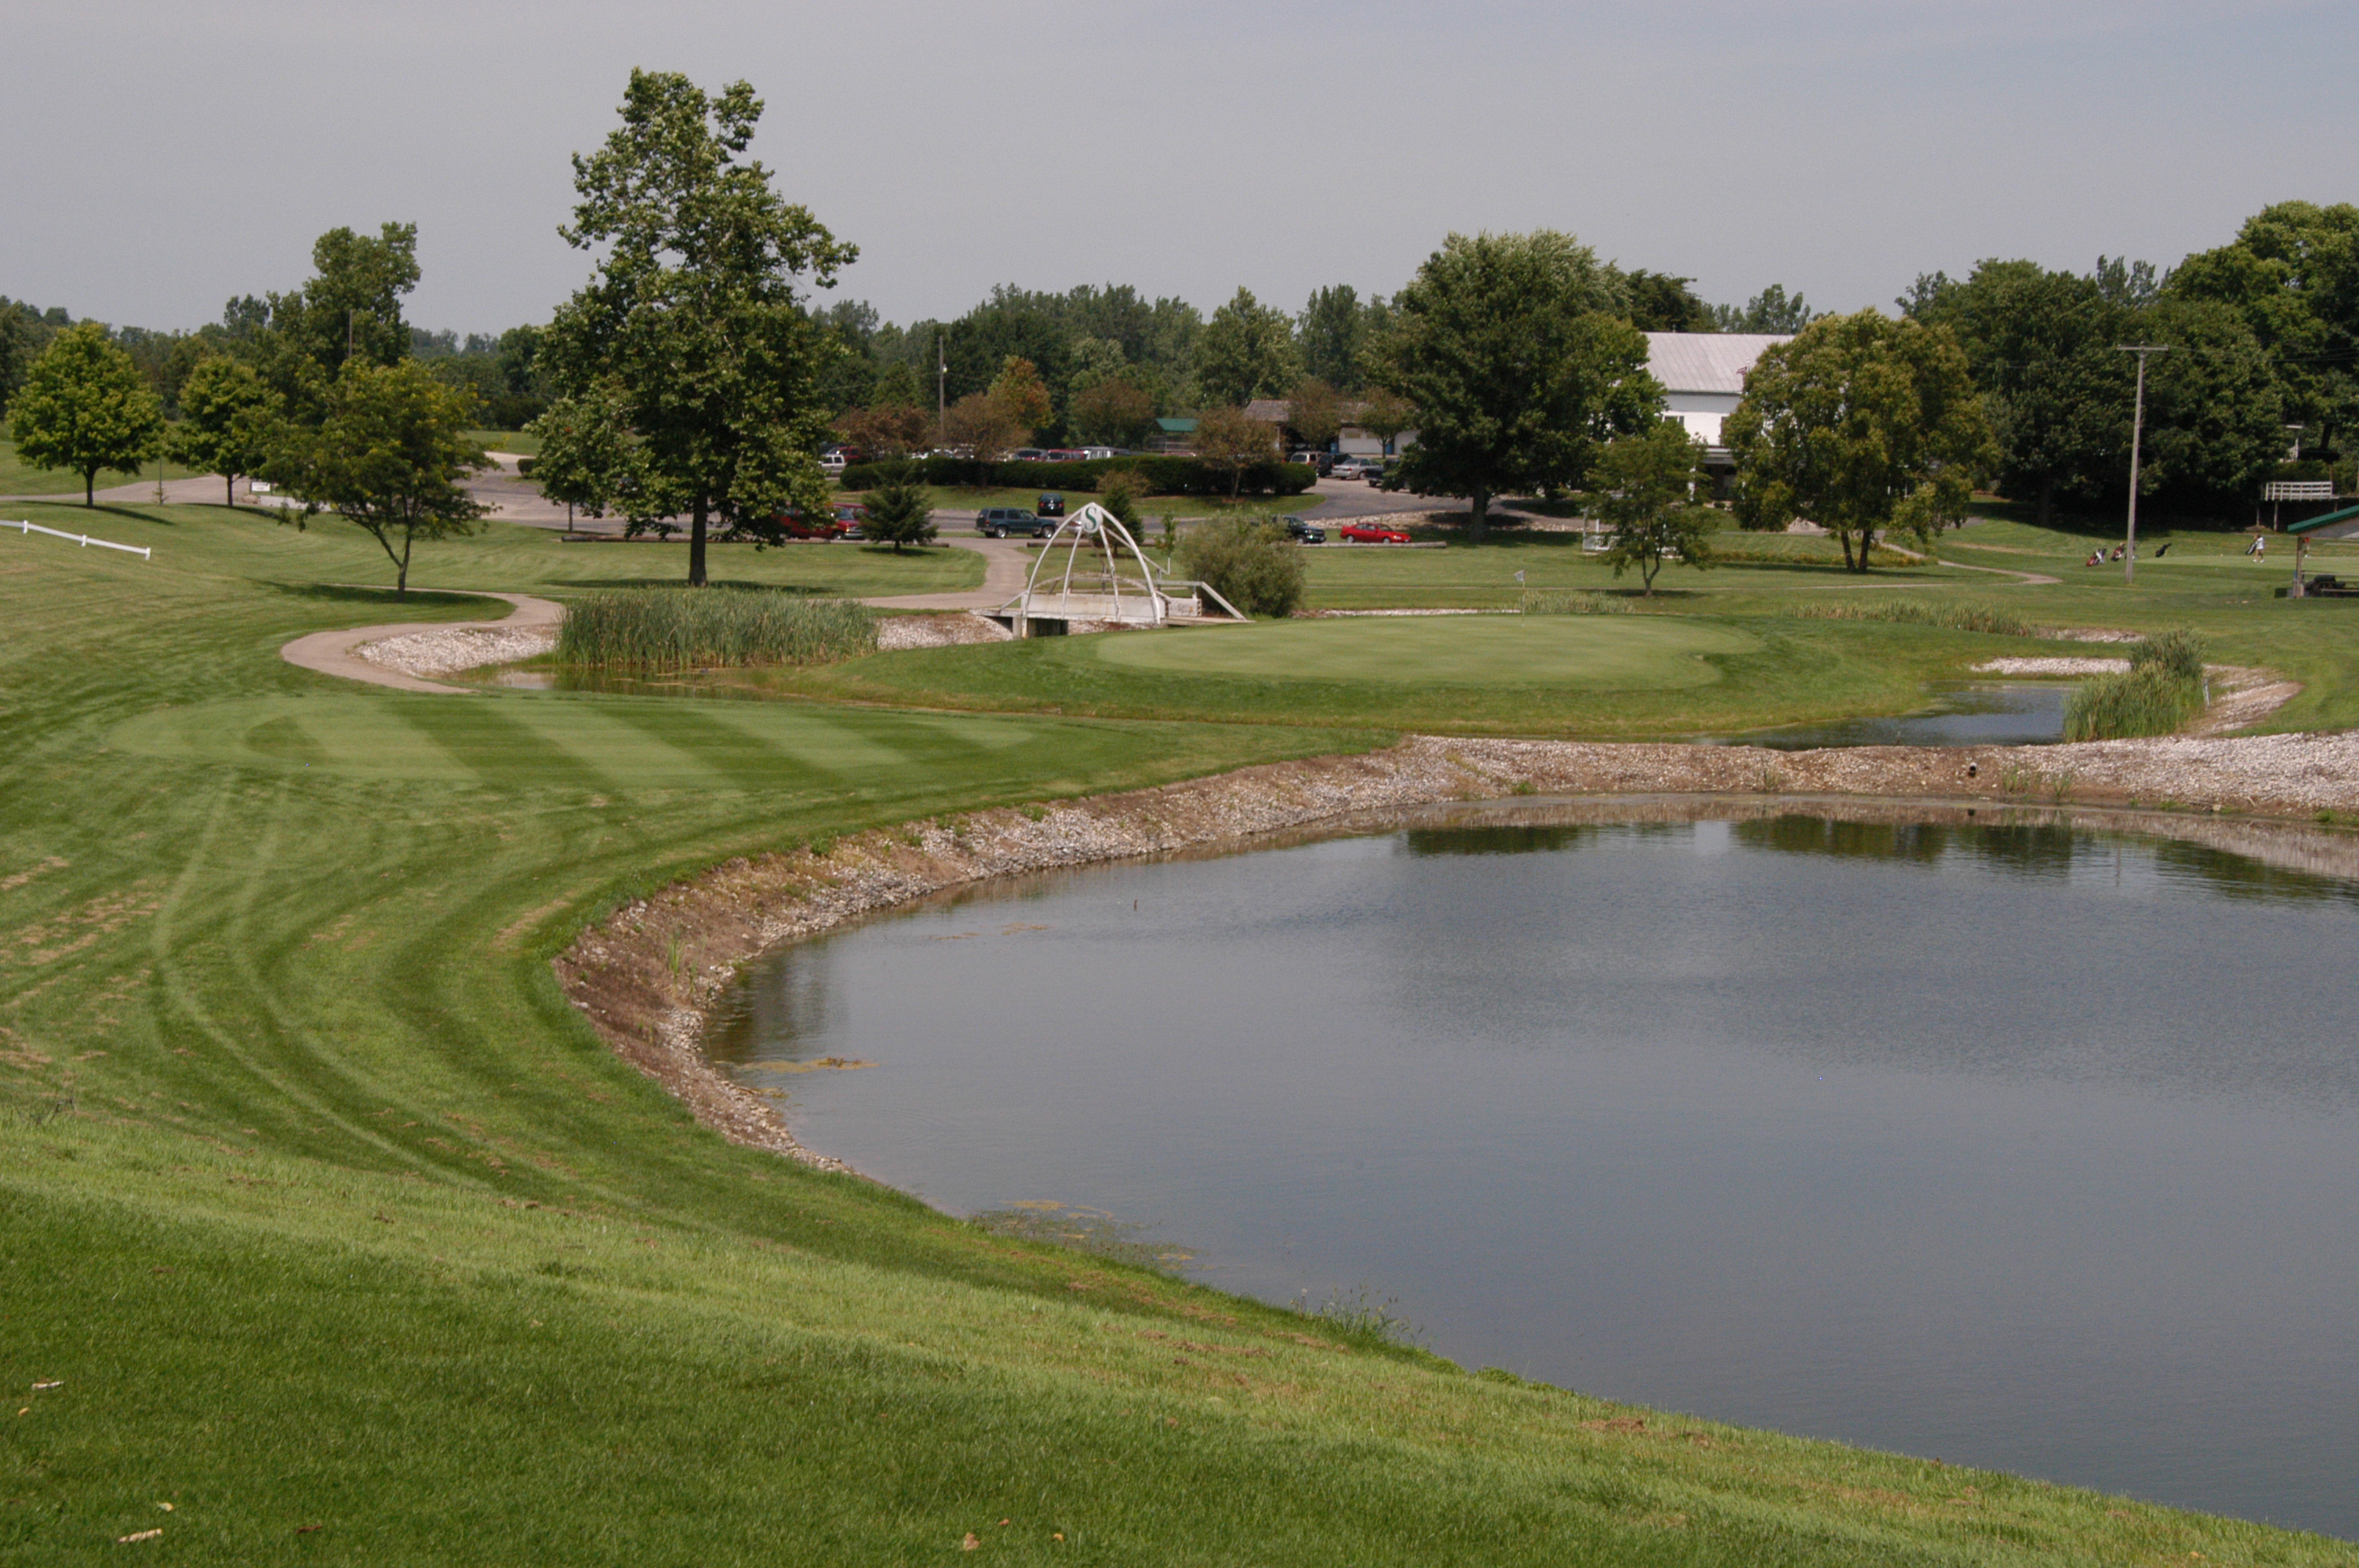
[2, 501, 2350, 1564]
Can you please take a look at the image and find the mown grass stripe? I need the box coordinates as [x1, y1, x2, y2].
[394, 697, 620, 791]
[587, 701, 847, 794]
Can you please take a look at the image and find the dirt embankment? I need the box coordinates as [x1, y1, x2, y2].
[554, 731, 2359, 1174]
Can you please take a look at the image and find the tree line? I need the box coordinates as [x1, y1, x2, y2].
[5, 63, 2350, 594]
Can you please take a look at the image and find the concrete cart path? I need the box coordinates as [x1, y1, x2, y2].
[279, 592, 565, 695]
[863, 533, 1040, 611]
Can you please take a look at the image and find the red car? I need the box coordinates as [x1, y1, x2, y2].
[1339, 521, 1412, 544]
[778, 503, 867, 540]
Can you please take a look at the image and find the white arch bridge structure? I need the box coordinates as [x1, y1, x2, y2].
[993, 503, 1248, 636]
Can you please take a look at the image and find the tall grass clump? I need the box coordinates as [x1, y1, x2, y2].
[1518, 590, 1630, 615]
[2129, 626, 2206, 682]
[2065, 629, 2208, 740]
[558, 588, 877, 672]
[1787, 599, 2031, 636]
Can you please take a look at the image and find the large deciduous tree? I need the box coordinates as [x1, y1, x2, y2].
[1374, 230, 1657, 540]
[1193, 289, 1300, 407]
[2168, 201, 2358, 459]
[988, 356, 1052, 439]
[833, 402, 929, 458]
[247, 223, 423, 416]
[1725, 310, 1994, 572]
[1621, 270, 1715, 333]
[1916, 260, 2135, 527]
[528, 383, 638, 524]
[271, 359, 489, 595]
[536, 71, 856, 586]
[1190, 405, 1279, 497]
[1353, 387, 1416, 457]
[2140, 297, 2289, 510]
[1710, 284, 1820, 334]
[1281, 376, 1342, 448]
[941, 391, 1026, 461]
[1070, 379, 1158, 448]
[1298, 285, 1376, 391]
[1594, 422, 1715, 595]
[8, 323, 163, 505]
[166, 357, 281, 505]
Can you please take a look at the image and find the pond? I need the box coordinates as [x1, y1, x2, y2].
[1721, 681, 2069, 748]
[704, 804, 2359, 1539]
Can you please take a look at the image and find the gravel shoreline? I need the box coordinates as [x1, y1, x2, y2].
[554, 731, 2359, 1177]
[358, 624, 558, 677]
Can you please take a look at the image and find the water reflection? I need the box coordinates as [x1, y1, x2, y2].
[709, 807, 2359, 1537]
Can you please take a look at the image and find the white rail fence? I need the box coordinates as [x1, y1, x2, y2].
[4, 519, 151, 561]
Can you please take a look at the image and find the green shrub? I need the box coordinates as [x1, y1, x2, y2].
[2064, 668, 2204, 740]
[1095, 469, 1145, 533]
[1518, 590, 1629, 615]
[557, 588, 876, 672]
[1786, 598, 2032, 637]
[860, 466, 937, 553]
[1174, 517, 1307, 619]
[2129, 627, 2205, 683]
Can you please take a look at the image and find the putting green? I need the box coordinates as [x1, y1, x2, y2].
[110, 692, 1051, 789]
[1088, 614, 1760, 688]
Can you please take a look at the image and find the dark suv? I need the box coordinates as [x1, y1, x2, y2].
[1036, 492, 1066, 517]
[976, 506, 1051, 538]
[1281, 514, 1327, 544]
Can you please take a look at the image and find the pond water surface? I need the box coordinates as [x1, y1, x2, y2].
[1724, 681, 2069, 748]
[706, 808, 2359, 1538]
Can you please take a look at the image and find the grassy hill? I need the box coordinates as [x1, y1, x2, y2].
[0, 502, 2350, 1563]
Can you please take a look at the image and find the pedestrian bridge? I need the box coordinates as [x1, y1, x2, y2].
[993, 503, 1246, 636]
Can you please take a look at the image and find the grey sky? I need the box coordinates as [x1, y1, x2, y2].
[4, 1, 2351, 338]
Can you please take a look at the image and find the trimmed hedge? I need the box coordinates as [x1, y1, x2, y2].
[840, 456, 1313, 498]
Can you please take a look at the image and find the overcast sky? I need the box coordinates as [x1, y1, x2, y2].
[4, 1, 2352, 338]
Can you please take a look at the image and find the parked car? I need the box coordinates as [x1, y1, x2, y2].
[1330, 457, 1379, 480]
[1281, 514, 1327, 544]
[1367, 464, 1394, 487]
[1339, 521, 1412, 544]
[1036, 492, 1066, 517]
[818, 449, 848, 476]
[1044, 449, 1086, 463]
[1290, 451, 1334, 476]
[778, 506, 860, 540]
[976, 506, 1052, 538]
[1008, 448, 1050, 463]
[832, 503, 867, 539]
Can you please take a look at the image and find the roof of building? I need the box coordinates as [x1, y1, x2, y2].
[2288, 501, 2359, 536]
[1155, 417, 1198, 434]
[1242, 398, 1290, 425]
[1644, 332, 1792, 395]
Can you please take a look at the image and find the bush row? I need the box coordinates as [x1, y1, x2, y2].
[839, 456, 1315, 498]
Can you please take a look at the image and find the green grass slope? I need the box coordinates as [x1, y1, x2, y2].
[0, 502, 2350, 1563]
[745, 613, 2061, 739]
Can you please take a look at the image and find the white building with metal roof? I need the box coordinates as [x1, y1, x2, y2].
[1645, 332, 1790, 461]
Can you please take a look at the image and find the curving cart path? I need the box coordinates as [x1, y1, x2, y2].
[278, 591, 565, 695]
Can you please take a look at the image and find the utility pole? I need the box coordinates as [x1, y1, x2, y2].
[936, 328, 947, 430]
[2117, 344, 2171, 586]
